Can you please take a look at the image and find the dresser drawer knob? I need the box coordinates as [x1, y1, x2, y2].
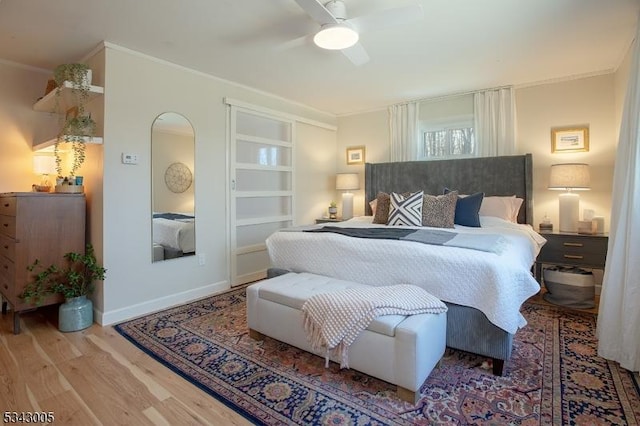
[2, 245, 7, 249]
[2, 203, 8, 207]
[563, 242, 583, 247]
[2, 223, 7, 228]
[563, 254, 584, 260]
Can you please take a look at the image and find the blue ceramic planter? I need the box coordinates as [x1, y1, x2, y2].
[58, 295, 93, 332]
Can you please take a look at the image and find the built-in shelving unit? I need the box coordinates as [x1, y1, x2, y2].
[32, 81, 104, 151]
[33, 82, 104, 113]
[32, 136, 104, 153]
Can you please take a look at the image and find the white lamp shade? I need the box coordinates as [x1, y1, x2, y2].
[33, 155, 57, 175]
[336, 173, 359, 190]
[548, 163, 591, 190]
[314, 23, 359, 50]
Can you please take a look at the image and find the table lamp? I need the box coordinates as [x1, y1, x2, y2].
[336, 173, 359, 220]
[32, 155, 57, 192]
[548, 163, 590, 232]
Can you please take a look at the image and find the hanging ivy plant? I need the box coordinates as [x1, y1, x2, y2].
[53, 63, 91, 116]
[55, 115, 96, 177]
[51, 63, 94, 179]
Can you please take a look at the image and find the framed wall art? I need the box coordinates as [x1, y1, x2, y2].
[551, 126, 589, 153]
[346, 145, 366, 165]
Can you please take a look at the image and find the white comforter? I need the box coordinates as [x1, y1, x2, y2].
[266, 216, 546, 334]
[153, 218, 195, 253]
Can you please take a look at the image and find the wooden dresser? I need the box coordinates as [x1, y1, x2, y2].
[0, 192, 86, 333]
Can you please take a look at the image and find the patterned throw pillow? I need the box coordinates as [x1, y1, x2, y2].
[372, 192, 391, 224]
[422, 191, 458, 228]
[387, 191, 424, 226]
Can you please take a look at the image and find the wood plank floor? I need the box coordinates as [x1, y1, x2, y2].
[0, 306, 251, 425]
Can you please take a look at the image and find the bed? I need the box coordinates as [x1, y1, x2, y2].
[152, 212, 195, 256]
[266, 154, 542, 375]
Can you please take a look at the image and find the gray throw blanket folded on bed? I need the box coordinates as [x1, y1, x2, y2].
[304, 226, 507, 254]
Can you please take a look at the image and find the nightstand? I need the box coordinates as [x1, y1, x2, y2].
[535, 231, 608, 284]
[315, 218, 343, 224]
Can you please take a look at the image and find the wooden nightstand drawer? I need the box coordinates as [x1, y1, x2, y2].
[316, 218, 343, 224]
[0, 215, 16, 239]
[0, 234, 16, 262]
[537, 250, 606, 267]
[0, 197, 17, 216]
[541, 235, 607, 255]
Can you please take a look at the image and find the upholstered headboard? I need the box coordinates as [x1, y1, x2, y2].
[364, 154, 533, 225]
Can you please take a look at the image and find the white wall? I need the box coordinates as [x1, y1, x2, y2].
[295, 122, 338, 223]
[99, 45, 336, 324]
[337, 74, 620, 231]
[517, 74, 616, 231]
[0, 61, 55, 193]
[336, 109, 387, 216]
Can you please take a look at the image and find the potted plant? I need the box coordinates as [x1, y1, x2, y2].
[51, 63, 94, 190]
[20, 244, 106, 332]
[53, 63, 92, 115]
[328, 201, 338, 219]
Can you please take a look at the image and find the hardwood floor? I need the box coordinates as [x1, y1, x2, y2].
[0, 306, 251, 425]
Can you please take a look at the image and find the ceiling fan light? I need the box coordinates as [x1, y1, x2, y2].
[313, 23, 359, 50]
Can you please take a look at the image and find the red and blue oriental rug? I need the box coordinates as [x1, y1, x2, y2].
[114, 288, 640, 425]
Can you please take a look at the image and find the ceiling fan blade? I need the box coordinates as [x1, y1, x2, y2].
[274, 34, 313, 52]
[292, 0, 337, 25]
[341, 42, 370, 66]
[349, 3, 424, 33]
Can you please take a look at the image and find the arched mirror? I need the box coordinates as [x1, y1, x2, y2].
[151, 112, 195, 262]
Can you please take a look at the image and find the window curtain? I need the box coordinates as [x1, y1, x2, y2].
[596, 27, 640, 372]
[389, 101, 420, 161]
[473, 87, 516, 157]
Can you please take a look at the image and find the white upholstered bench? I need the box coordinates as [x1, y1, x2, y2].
[246, 272, 447, 404]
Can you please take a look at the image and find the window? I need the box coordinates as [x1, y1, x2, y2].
[421, 121, 475, 159]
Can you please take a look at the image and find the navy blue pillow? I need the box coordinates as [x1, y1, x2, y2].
[443, 188, 484, 227]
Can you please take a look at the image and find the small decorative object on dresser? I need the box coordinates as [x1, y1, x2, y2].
[328, 201, 338, 219]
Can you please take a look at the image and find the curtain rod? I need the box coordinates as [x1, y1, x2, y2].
[394, 84, 513, 107]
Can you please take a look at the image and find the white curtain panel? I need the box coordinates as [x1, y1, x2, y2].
[389, 101, 420, 162]
[473, 87, 516, 157]
[596, 27, 640, 372]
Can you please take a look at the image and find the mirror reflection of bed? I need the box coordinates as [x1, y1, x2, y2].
[151, 112, 195, 262]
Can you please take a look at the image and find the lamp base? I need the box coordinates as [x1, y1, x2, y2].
[558, 193, 579, 233]
[342, 192, 354, 220]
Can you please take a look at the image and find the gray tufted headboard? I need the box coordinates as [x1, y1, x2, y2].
[364, 154, 533, 225]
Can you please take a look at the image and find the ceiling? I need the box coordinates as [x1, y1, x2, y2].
[0, 0, 638, 116]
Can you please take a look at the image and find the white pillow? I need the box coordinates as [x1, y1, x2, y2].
[479, 196, 523, 223]
[369, 198, 378, 216]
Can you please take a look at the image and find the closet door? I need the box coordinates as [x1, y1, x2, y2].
[230, 107, 294, 286]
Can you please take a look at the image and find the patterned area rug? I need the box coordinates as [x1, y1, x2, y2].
[115, 288, 640, 425]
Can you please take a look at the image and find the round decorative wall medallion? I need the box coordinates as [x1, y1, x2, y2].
[164, 162, 192, 193]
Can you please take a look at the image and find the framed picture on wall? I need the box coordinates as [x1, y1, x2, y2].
[551, 126, 589, 153]
[346, 146, 366, 165]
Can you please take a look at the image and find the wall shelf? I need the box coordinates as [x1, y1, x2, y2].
[33, 136, 103, 153]
[33, 81, 104, 114]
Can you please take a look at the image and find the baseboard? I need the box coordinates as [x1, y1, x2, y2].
[234, 269, 267, 286]
[95, 280, 230, 326]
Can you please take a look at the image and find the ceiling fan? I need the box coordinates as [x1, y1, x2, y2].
[292, 0, 424, 66]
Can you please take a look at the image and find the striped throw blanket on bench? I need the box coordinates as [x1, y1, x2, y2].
[302, 284, 448, 369]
